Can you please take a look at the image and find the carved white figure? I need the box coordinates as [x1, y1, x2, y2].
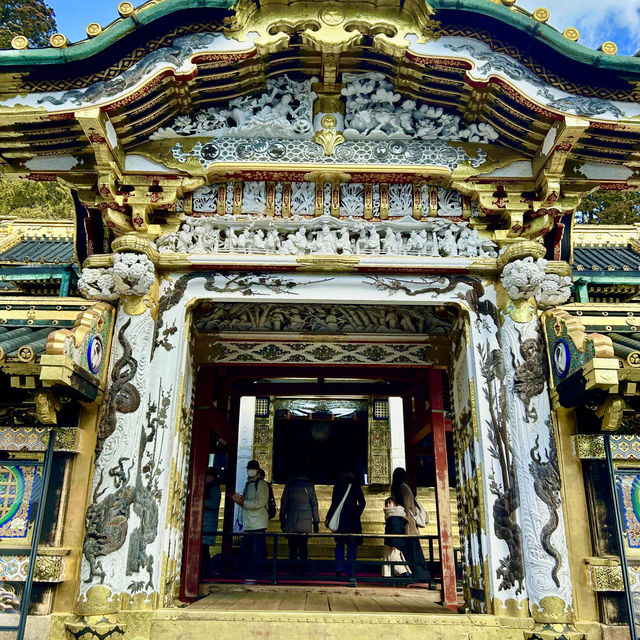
[204, 228, 221, 253]
[382, 229, 400, 255]
[405, 230, 421, 255]
[80, 253, 154, 301]
[236, 229, 253, 253]
[336, 229, 352, 254]
[535, 273, 572, 308]
[501, 257, 547, 300]
[458, 225, 481, 257]
[252, 230, 266, 253]
[279, 234, 297, 255]
[479, 239, 498, 258]
[151, 75, 315, 140]
[438, 227, 458, 257]
[265, 229, 281, 253]
[293, 228, 312, 254]
[112, 253, 155, 296]
[315, 225, 337, 254]
[78, 268, 119, 302]
[156, 212, 498, 259]
[341, 72, 499, 144]
[177, 223, 194, 251]
[367, 227, 381, 254]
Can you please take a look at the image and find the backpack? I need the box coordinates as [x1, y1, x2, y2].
[266, 481, 277, 520]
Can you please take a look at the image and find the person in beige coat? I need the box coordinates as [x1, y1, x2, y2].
[390, 467, 431, 581]
[228, 459, 269, 580]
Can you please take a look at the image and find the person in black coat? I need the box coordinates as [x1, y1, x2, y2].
[325, 471, 366, 576]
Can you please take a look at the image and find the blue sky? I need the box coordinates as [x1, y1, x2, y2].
[47, 0, 640, 56]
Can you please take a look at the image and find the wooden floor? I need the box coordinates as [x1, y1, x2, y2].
[189, 586, 457, 615]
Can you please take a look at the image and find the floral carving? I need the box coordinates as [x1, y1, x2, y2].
[78, 253, 155, 302]
[501, 257, 571, 308]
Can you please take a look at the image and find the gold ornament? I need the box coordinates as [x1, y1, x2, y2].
[49, 33, 68, 48]
[563, 27, 579, 41]
[532, 8, 550, 22]
[86, 23, 103, 38]
[118, 1, 135, 17]
[600, 41, 618, 55]
[10, 36, 28, 50]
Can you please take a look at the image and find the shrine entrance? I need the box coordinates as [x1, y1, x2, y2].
[180, 297, 466, 611]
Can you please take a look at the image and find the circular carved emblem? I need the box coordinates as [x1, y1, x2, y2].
[11, 36, 28, 50]
[49, 33, 67, 48]
[321, 114, 337, 129]
[562, 27, 580, 42]
[627, 352, 640, 368]
[552, 339, 571, 379]
[86, 23, 103, 38]
[532, 8, 550, 23]
[320, 6, 345, 25]
[601, 41, 618, 55]
[87, 335, 104, 375]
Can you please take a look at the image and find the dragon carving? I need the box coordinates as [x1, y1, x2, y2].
[96, 318, 140, 457]
[82, 458, 135, 583]
[512, 332, 546, 423]
[529, 420, 563, 587]
[479, 343, 525, 594]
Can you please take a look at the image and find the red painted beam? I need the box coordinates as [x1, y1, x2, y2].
[429, 368, 458, 611]
[180, 368, 215, 600]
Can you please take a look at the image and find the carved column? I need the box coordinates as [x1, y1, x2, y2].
[71, 239, 199, 637]
[498, 241, 581, 639]
[368, 398, 391, 485]
[72, 243, 161, 638]
[252, 397, 274, 482]
[462, 288, 530, 617]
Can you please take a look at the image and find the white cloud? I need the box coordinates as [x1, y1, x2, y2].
[516, 0, 640, 54]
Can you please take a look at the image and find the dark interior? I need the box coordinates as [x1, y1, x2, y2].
[272, 409, 368, 485]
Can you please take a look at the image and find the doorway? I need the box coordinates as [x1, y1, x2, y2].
[272, 400, 368, 485]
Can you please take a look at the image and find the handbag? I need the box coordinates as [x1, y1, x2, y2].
[327, 484, 352, 532]
[413, 495, 428, 528]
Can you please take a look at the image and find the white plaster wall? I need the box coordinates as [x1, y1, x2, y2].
[389, 396, 406, 473]
[234, 396, 257, 531]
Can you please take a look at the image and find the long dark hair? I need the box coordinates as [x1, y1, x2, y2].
[391, 467, 407, 507]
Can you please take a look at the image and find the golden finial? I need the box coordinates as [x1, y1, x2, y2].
[118, 2, 135, 18]
[532, 8, 550, 23]
[86, 23, 102, 38]
[10, 35, 28, 50]
[600, 41, 618, 55]
[49, 33, 68, 48]
[562, 27, 579, 42]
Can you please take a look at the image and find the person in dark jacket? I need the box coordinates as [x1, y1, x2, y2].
[325, 471, 366, 576]
[280, 470, 320, 574]
[201, 468, 221, 577]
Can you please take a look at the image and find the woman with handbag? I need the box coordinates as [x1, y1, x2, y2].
[390, 467, 432, 582]
[325, 471, 366, 576]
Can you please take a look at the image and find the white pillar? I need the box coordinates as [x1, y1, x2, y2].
[234, 396, 256, 531]
[389, 396, 406, 473]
